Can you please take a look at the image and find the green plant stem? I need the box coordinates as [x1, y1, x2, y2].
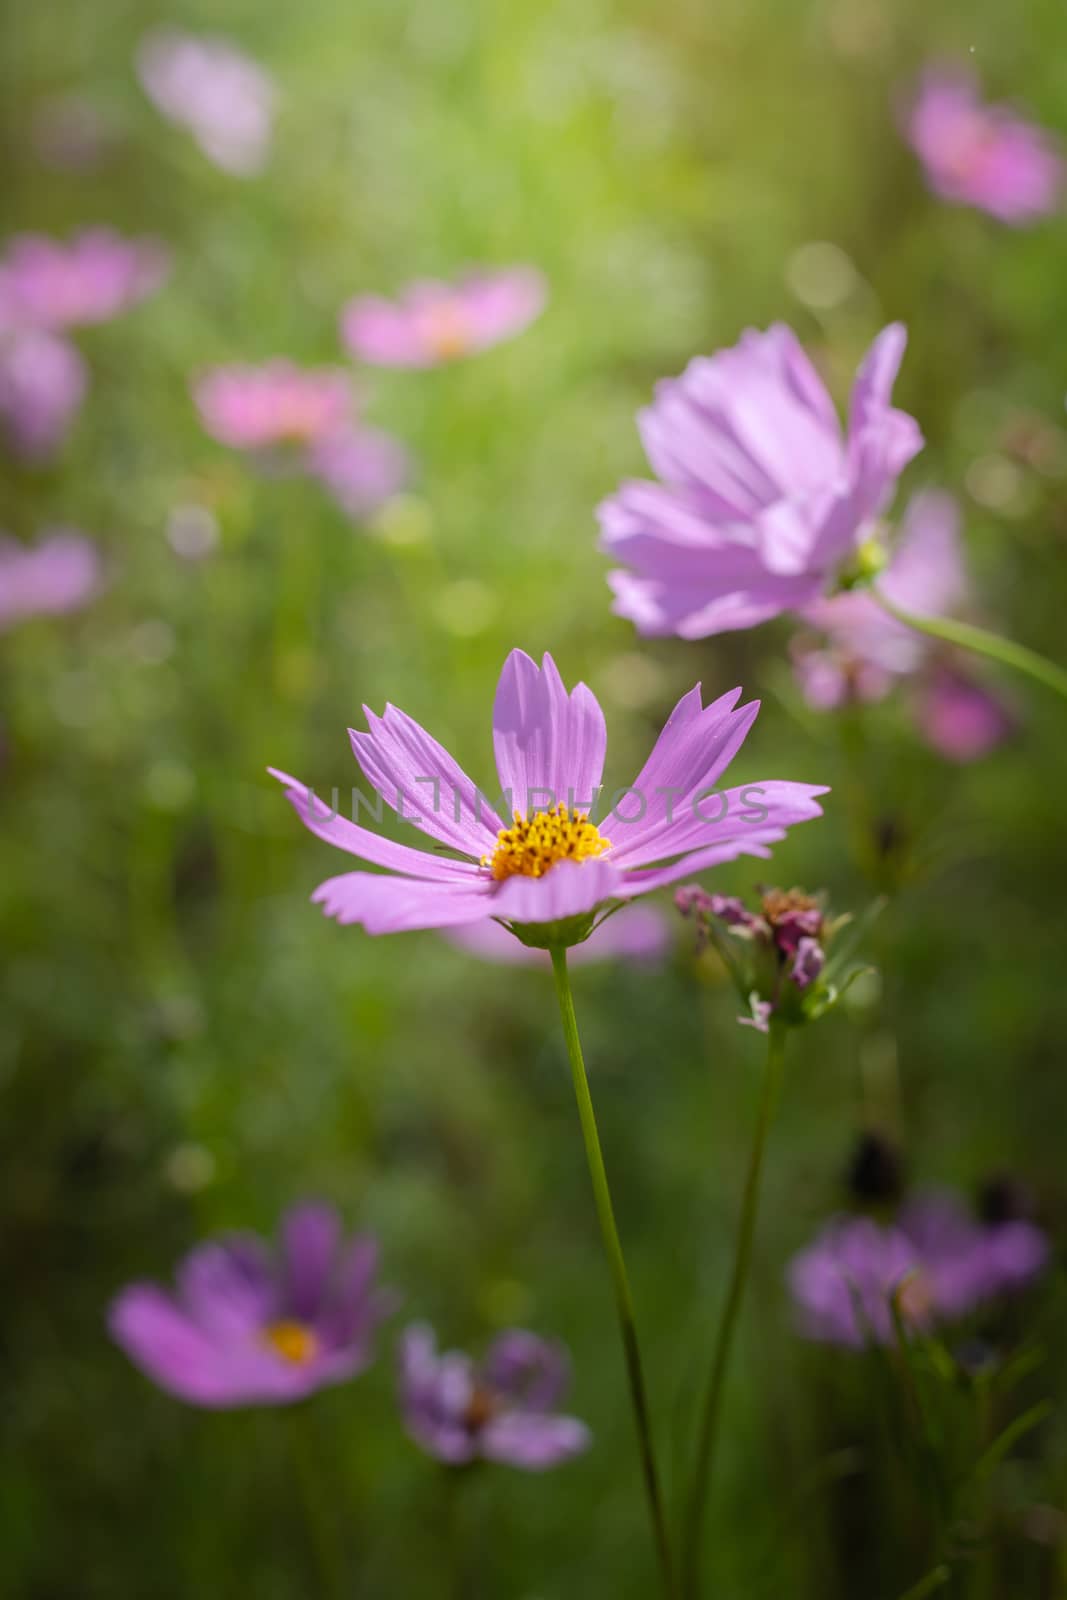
[870, 587, 1067, 704]
[680, 1022, 788, 1600]
[287, 1406, 348, 1600]
[549, 945, 675, 1599]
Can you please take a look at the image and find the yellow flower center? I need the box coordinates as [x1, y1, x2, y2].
[485, 802, 611, 882]
[264, 1320, 320, 1365]
[422, 301, 470, 360]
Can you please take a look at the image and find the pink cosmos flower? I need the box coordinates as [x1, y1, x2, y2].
[599, 324, 923, 638]
[137, 28, 276, 178]
[194, 361, 354, 451]
[904, 68, 1062, 225]
[445, 902, 670, 967]
[398, 1323, 590, 1470]
[306, 426, 410, 520]
[791, 491, 1014, 761]
[0, 229, 168, 331]
[341, 268, 547, 368]
[0, 329, 87, 458]
[109, 1203, 393, 1408]
[270, 649, 828, 946]
[0, 529, 101, 628]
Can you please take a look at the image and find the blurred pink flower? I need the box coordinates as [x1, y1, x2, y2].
[137, 28, 276, 178]
[0, 330, 87, 459]
[444, 902, 670, 967]
[307, 426, 409, 519]
[193, 361, 354, 451]
[791, 491, 1014, 761]
[0, 530, 101, 628]
[915, 665, 1015, 763]
[600, 324, 922, 638]
[341, 268, 547, 368]
[0, 229, 168, 332]
[904, 68, 1062, 224]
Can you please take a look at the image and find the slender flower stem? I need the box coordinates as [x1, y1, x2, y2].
[549, 945, 675, 1598]
[681, 1022, 788, 1600]
[287, 1405, 348, 1600]
[870, 586, 1067, 704]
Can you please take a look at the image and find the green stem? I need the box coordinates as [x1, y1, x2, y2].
[680, 1022, 788, 1600]
[870, 586, 1067, 704]
[549, 945, 675, 1598]
[287, 1406, 348, 1600]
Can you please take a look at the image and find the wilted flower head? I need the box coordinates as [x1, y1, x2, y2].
[904, 67, 1062, 225]
[0, 229, 168, 331]
[398, 1323, 590, 1469]
[791, 490, 1014, 761]
[788, 1189, 1049, 1347]
[137, 28, 276, 177]
[445, 902, 670, 968]
[341, 268, 546, 368]
[600, 323, 922, 639]
[677, 883, 857, 1031]
[0, 329, 87, 459]
[109, 1203, 393, 1407]
[0, 530, 101, 628]
[271, 649, 827, 949]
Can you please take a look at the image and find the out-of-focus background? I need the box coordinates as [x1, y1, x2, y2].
[3, 2, 1067, 1595]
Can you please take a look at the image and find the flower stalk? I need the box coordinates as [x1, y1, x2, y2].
[871, 585, 1067, 705]
[549, 944, 675, 1598]
[681, 1021, 788, 1599]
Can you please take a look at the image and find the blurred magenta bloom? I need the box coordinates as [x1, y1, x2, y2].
[137, 28, 276, 178]
[307, 426, 410, 519]
[398, 1323, 590, 1469]
[194, 361, 354, 450]
[0, 530, 101, 628]
[0, 330, 87, 458]
[445, 902, 670, 967]
[600, 324, 922, 638]
[791, 491, 1014, 760]
[109, 1203, 393, 1408]
[341, 268, 546, 367]
[915, 665, 1015, 764]
[788, 1191, 1048, 1347]
[270, 648, 827, 942]
[0, 229, 168, 331]
[904, 68, 1062, 225]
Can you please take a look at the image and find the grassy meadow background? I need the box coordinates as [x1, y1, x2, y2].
[4, 0, 1067, 1594]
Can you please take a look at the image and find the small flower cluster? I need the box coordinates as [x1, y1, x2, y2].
[675, 884, 862, 1032]
[109, 1203, 589, 1472]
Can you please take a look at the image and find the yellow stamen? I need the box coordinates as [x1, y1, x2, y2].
[484, 802, 611, 882]
[264, 1320, 319, 1365]
[422, 302, 470, 360]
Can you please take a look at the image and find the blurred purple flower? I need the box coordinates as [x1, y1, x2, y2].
[789, 1190, 1048, 1348]
[109, 1202, 393, 1408]
[904, 67, 1062, 225]
[0, 529, 101, 628]
[915, 664, 1016, 764]
[791, 491, 1014, 761]
[270, 649, 827, 942]
[600, 323, 923, 638]
[0, 329, 87, 458]
[398, 1323, 590, 1469]
[137, 28, 276, 178]
[0, 229, 168, 331]
[444, 902, 670, 967]
[194, 361, 355, 451]
[341, 268, 547, 368]
[308, 426, 409, 520]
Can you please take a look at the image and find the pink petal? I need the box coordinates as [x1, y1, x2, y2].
[311, 871, 494, 933]
[492, 649, 607, 814]
[490, 856, 624, 926]
[350, 703, 503, 854]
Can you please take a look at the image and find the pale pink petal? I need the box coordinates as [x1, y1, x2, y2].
[311, 871, 494, 933]
[492, 650, 607, 814]
[490, 857, 624, 925]
[350, 704, 503, 853]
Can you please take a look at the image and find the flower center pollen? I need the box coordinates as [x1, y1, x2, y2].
[264, 1320, 320, 1365]
[485, 802, 611, 882]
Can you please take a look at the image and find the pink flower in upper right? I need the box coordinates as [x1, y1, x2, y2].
[341, 268, 546, 368]
[904, 68, 1062, 225]
[599, 323, 923, 639]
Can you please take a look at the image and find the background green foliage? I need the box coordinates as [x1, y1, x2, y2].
[3, 1, 1067, 1594]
